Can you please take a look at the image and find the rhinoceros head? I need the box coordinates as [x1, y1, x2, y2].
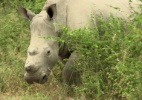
[19, 4, 58, 84]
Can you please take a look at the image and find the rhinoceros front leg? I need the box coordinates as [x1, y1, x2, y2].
[62, 51, 82, 85]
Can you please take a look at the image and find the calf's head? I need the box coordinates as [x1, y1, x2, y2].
[19, 4, 58, 84]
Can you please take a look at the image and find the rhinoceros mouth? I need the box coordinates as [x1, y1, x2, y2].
[24, 71, 48, 84]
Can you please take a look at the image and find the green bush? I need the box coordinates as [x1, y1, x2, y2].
[60, 14, 142, 99]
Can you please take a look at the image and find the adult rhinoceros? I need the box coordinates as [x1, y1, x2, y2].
[19, 0, 141, 84]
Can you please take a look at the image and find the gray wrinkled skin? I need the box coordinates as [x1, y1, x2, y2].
[19, 0, 141, 84]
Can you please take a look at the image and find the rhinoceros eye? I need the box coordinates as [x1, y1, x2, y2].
[47, 50, 50, 56]
[44, 47, 50, 56]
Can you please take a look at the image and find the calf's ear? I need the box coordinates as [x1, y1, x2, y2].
[18, 6, 35, 20]
[46, 4, 57, 20]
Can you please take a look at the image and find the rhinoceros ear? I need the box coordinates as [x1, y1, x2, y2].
[46, 4, 57, 20]
[18, 6, 35, 20]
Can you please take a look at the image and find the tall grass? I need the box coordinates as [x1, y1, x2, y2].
[0, 0, 142, 99]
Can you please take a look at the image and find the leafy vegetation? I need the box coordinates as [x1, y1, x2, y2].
[0, 0, 142, 99]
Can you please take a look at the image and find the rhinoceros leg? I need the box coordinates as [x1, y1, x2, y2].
[62, 51, 81, 85]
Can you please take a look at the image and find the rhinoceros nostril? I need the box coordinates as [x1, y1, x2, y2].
[25, 66, 32, 72]
[42, 75, 47, 80]
[40, 74, 48, 84]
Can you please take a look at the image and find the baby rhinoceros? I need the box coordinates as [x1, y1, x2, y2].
[19, 0, 141, 85]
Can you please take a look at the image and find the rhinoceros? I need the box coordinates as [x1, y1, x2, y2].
[19, 0, 141, 84]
